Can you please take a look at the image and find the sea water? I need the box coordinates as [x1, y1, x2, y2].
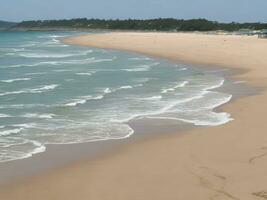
[0, 31, 232, 162]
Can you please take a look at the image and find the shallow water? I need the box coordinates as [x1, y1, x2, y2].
[0, 31, 232, 162]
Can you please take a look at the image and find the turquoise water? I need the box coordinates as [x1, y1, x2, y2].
[0, 31, 232, 162]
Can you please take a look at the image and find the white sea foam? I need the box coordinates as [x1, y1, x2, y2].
[25, 72, 47, 76]
[65, 99, 87, 107]
[76, 72, 93, 76]
[13, 123, 37, 128]
[90, 58, 116, 63]
[140, 96, 162, 101]
[0, 104, 47, 109]
[161, 81, 189, 93]
[99, 85, 139, 96]
[177, 67, 188, 71]
[0, 139, 47, 163]
[18, 52, 76, 58]
[0, 78, 31, 83]
[0, 84, 59, 97]
[22, 113, 55, 119]
[205, 79, 225, 90]
[128, 57, 152, 61]
[53, 69, 72, 72]
[0, 57, 114, 69]
[104, 88, 112, 94]
[0, 114, 11, 118]
[0, 128, 24, 136]
[123, 62, 160, 72]
[147, 114, 233, 126]
[5, 53, 15, 56]
[38, 35, 68, 39]
[0, 48, 26, 52]
[0, 62, 59, 69]
[18, 50, 93, 58]
[113, 78, 228, 125]
[64, 95, 104, 107]
[119, 85, 133, 89]
[123, 67, 151, 72]
[28, 140, 46, 156]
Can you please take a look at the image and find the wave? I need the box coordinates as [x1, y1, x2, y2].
[113, 78, 228, 125]
[0, 104, 47, 109]
[0, 84, 59, 97]
[22, 113, 55, 119]
[119, 84, 143, 90]
[5, 53, 15, 56]
[104, 84, 141, 94]
[0, 128, 24, 136]
[177, 67, 187, 71]
[139, 95, 162, 101]
[161, 81, 189, 93]
[0, 122, 133, 162]
[113, 90, 231, 125]
[65, 99, 87, 107]
[18, 42, 39, 48]
[53, 69, 72, 72]
[122, 63, 160, 72]
[25, 140, 46, 159]
[12, 123, 37, 128]
[0, 139, 46, 163]
[0, 47, 26, 52]
[0, 57, 115, 69]
[76, 72, 94, 76]
[123, 67, 151, 72]
[104, 88, 112, 94]
[147, 114, 232, 126]
[25, 72, 47, 76]
[64, 95, 104, 107]
[205, 79, 225, 90]
[128, 57, 152, 61]
[90, 57, 116, 63]
[37, 35, 66, 39]
[0, 61, 59, 69]
[0, 78, 31, 83]
[0, 114, 11, 118]
[119, 85, 133, 89]
[64, 84, 139, 107]
[18, 50, 93, 58]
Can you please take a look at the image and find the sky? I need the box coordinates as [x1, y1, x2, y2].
[1, 0, 267, 23]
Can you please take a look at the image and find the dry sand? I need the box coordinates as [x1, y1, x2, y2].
[1, 32, 267, 200]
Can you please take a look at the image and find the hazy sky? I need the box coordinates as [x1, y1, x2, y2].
[1, 0, 267, 23]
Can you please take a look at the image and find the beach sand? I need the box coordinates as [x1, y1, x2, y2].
[1, 32, 267, 200]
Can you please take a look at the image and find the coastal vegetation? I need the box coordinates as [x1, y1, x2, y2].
[0, 18, 266, 33]
[11, 18, 267, 32]
[0, 20, 16, 30]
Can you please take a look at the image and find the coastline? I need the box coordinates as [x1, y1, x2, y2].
[1, 32, 267, 200]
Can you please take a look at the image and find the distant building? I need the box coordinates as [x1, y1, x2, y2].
[258, 30, 267, 39]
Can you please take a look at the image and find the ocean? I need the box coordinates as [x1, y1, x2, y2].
[0, 31, 232, 162]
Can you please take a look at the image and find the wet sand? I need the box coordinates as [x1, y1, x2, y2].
[1, 32, 267, 200]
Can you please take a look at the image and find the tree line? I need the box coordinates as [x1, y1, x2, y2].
[14, 18, 267, 32]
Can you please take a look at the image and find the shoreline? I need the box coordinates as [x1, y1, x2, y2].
[1, 32, 267, 200]
[0, 52, 240, 185]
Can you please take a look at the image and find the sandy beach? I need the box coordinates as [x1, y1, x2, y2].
[1, 32, 267, 200]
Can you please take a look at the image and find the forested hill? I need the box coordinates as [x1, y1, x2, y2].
[0, 21, 17, 30]
[12, 18, 267, 32]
